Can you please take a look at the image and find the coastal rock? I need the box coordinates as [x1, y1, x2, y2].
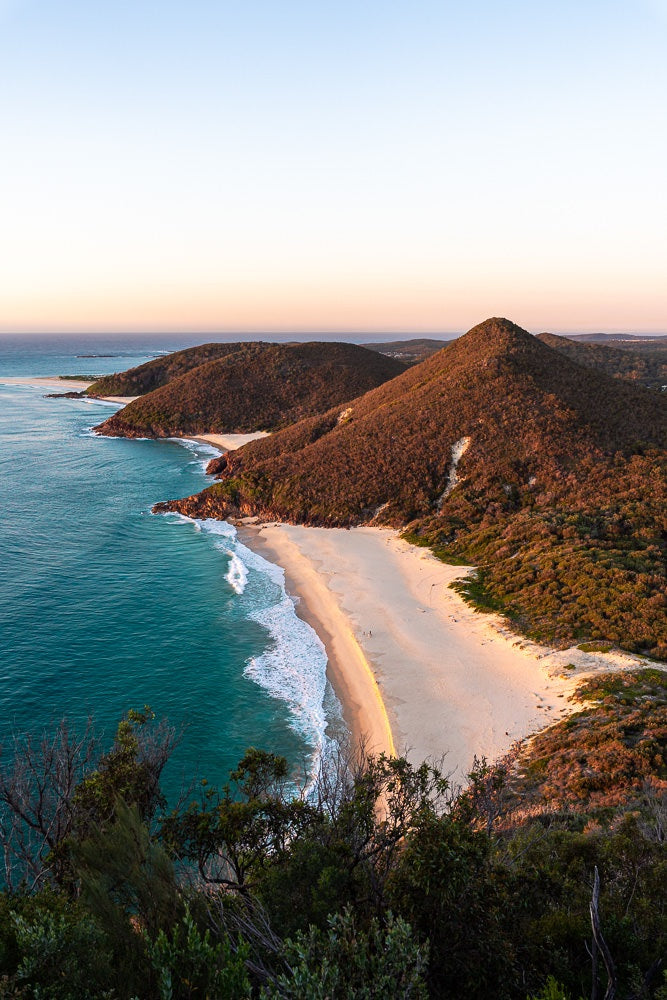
[205, 455, 228, 476]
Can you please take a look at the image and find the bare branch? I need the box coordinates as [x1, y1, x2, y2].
[589, 866, 617, 1000]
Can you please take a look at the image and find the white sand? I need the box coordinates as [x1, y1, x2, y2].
[248, 524, 650, 780]
[0, 376, 94, 391]
[0, 376, 137, 404]
[190, 432, 270, 452]
[96, 394, 139, 404]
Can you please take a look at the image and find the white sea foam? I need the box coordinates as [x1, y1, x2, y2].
[86, 429, 153, 440]
[163, 514, 333, 768]
[225, 552, 249, 594]
[170, 436, 221, 472]
[235, 538, 331, 760]
[163, 511, 202, 531]
[198, 518, 237, 540]
[244, 594, 328, 753]
[174, 437, 220, 458]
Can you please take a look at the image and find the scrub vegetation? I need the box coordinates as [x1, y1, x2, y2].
[94, 342, 405, 438]
[0, 680, 664, 999]
[156, 319, 667, 659]
[536, 332, 667, 391]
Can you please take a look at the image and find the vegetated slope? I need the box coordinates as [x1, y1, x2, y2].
[87, 342, 253, 397]
[500, 668, 667, 818]
[363, 338, 451, 365]
[158, 318, 667, 657]
[95, 342, 406, 438]
[537, 331, 667, 390]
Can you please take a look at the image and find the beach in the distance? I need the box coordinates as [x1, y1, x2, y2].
[0, 376, 137, 406]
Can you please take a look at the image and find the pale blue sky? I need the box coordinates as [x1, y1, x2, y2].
[1, 0, 665, 333]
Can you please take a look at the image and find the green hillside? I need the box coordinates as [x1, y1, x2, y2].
[95, 342, 405, 437]
[537, 331, 667, 389]
[156, 318, 667, 657]
[87, 342, 255, 397]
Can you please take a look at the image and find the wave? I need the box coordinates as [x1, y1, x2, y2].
[170, 436, 221, 472]
[225, 552, 249, 594]
[163, 515, 334, 766]
[83, 399, 125, 408]
[162, 510, 202, 531]
[244, 593, 328, 756]
[81, 431, 218, 473]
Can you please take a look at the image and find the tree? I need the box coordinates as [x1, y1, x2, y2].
[161, 749, 316, 892]
[256, 742, 449, 932]
[389, 810, 515, 999]
[72, 708, 177, 836]
[0, 892, 114, 999]
[0, 709, 177, 892]
[0, 718, 99, 891]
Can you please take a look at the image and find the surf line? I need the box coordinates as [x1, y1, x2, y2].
[245, 525, 397, 761]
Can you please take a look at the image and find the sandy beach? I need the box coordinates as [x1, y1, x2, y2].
[7, 376, 650, 778]
[0, 376, 137, 405]
[190, 432, 270, 451]
[0, 375, 95, 391]
[246, 524, 648, 781]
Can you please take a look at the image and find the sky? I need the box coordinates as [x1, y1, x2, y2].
[1, 0, 666, 335]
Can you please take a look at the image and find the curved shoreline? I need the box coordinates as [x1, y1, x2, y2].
[27, 388, 650, 778]
[237, 523, 651, 780]
[241, 525, 395, 759]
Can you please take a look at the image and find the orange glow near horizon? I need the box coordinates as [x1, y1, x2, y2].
[2, 269, 665, 336]
[1, 3, 665, 338]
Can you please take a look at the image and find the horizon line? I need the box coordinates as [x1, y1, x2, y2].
[1, 328, 666, 339]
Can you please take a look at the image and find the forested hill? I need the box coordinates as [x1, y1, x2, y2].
[87, 342, 253, 397]
[537, 331, 667, 390]
[94, 342, 405, 438]
[157, 318, 667, 657]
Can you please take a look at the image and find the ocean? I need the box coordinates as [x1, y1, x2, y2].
[0, 334, 340, 801]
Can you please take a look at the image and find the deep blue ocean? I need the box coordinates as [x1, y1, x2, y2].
[0, 334, 339, 801]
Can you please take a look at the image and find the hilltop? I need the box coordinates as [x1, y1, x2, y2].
[157, 318, 667, 657]
[87, 342, 252, 397]
[95, 342, 405, 438]
[537, 331, 667, 390]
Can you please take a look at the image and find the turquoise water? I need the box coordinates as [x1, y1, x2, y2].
[0, 335, 336, 801]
